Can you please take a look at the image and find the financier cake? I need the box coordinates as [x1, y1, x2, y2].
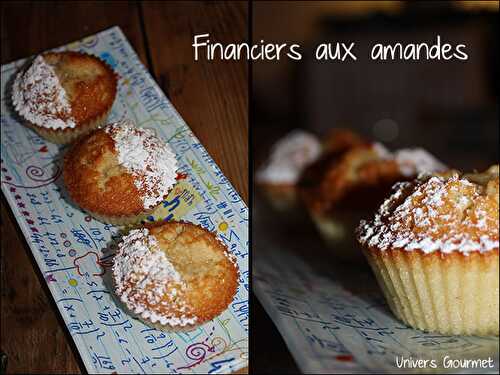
[256, 130, 322, 212]
[63, 119, 178, 225]
[12, 51, 117, 144]
[304, 142, 446, 262]
[112, 221, 239, 331]
[357, 165, 499, 336]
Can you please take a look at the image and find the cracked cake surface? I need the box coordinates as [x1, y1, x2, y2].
[357, 166, 499, 335]
[12, 51, 117, 143]
[358, 165, 499, 254]
[112, 222, 239, 330]
[63, 119, 178, 219]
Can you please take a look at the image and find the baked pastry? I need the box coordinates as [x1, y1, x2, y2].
[112, 221, 239, 331]
[305, 143, 446, 261]
[12, 51, 117, 144]
[63, 119, 178, 225]
[256, 130, 321, 211]
[321, 128, 366, 155]
[297, 128, 366, 200]
[357, 165, 499, 336]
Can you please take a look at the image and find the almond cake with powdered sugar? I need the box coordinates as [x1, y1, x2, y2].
[112, 222, 239, 331]
[12, 51, 117, 144]
[357, 165, 499, 336]
[63, 119, 178, 225]
[104, 120, 178, 210]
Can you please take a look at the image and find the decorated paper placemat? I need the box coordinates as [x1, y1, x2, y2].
[253, 202, 498, 374]
[1, 26, 248, 374]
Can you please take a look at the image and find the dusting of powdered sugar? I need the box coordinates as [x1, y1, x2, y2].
[373, 142, 392, 159]
[105, 120, 178, 210]
[373, 144, 447, 176]
[112, 228, 197, 327]
[12, 55, 76, 129]
[256, 130, 321, 184]
[394, 148, 448, 177]
[357, 173, 499, 255]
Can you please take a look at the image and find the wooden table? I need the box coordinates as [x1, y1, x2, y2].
[0, 1, 248, 373]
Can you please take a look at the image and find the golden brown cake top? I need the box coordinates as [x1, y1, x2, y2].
[112, 222, 239, 328]
[357, 165, 499, 254]
[63, 120, 178, 216]
[304, 141, 447, 214]
[12, 51, 117, 130]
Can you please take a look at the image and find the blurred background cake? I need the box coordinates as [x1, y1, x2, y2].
[304, 140, 447, 261]
[256, 129, 321, 212]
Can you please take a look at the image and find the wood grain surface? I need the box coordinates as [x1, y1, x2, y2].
[0, 1, 248, 373]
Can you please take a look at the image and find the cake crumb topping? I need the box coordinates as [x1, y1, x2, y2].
[357, 166, 499, 255]
[112, 228, 197, 327]
[105, 120, 178, 210]
[12, 55, 76, 130]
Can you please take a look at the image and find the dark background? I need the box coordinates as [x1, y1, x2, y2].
[252, 0, 499, 172]
[252, 1, 499, 373]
